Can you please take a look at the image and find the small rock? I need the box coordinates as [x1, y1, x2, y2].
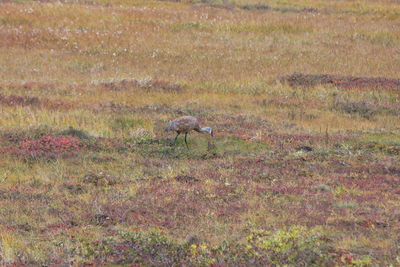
[296, 146, 313, 152]
[175, 175, 199, 183]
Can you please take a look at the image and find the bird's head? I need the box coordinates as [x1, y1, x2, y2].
[201, 127, 213, 137]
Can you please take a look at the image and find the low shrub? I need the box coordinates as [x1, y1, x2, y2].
[334, 101, 378, 119]
[79, 226, 342, 266]
[243, 226, 334, 266]
[1, 136, 82, 160]
[59, 126, 90, 140]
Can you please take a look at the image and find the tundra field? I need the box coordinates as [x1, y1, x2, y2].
[0, 0, 400, 265]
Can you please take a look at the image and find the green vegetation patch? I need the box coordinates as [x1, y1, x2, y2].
[333, 201, 359, 209]
[80, 226, 343, 266]
[170, 22, 213, 32]
[354, 134, 400, 156]
[353, 31, 399, 46]
[112, 117, 145, 130]
[333, 101, 399, 120]
[223, 23, 312, 35]
[133, 136, 269, 159]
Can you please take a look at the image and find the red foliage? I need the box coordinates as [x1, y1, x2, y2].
[2, 136, 82, 159]
[19, 136, 80, 152]
[0, 93, 75, 110]
[21, 81, 56, 90]
[0, 93, 40, 106]
[270, 186, 305, 195]
[330, 249, 356, 265]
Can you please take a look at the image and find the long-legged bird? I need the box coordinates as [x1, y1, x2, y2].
[165, 116, 213, 148]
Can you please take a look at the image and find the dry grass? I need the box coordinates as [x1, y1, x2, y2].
[0, 0, 399, 265]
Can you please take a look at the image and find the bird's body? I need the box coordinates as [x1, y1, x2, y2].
[166, 116, 213, 148]
[166, 116, 201, 134]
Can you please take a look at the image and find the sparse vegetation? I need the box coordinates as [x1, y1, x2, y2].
[0, 0, 399, 265]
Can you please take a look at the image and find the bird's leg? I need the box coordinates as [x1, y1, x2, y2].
[184, 133, 189, 149]
[173, 132, 180, 146]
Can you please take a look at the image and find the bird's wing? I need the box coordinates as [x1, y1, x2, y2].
[173, 116, 199, 131]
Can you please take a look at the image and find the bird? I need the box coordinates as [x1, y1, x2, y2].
[165, 116, 213, 148]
